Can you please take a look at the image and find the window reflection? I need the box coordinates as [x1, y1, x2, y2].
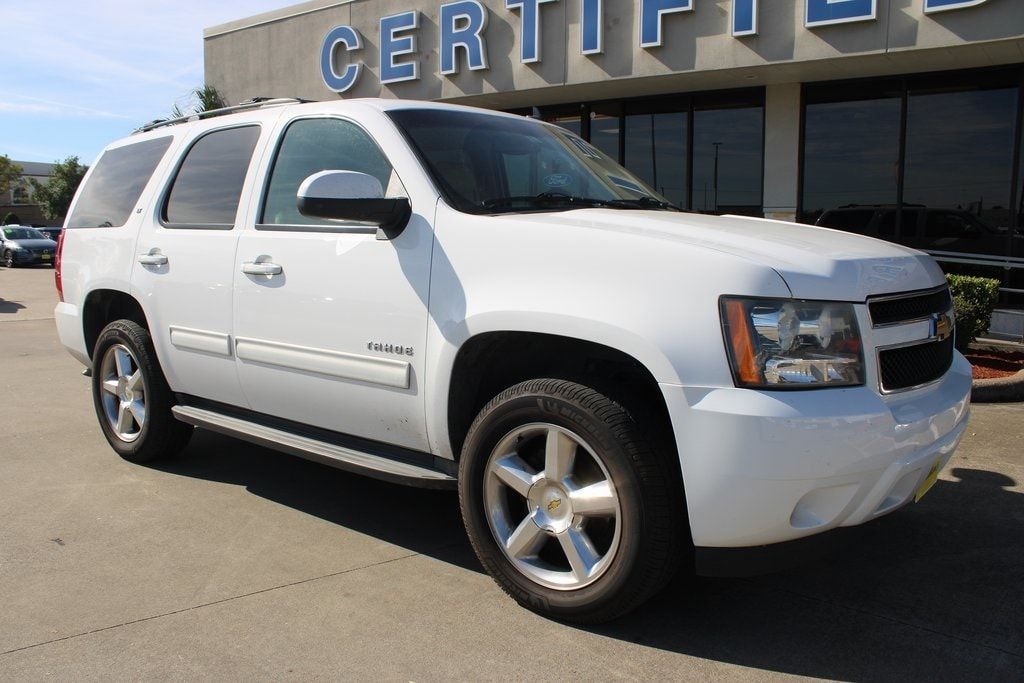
[802, 72, 1024, 303]
[625, 113, 687, 210]
[692, 107, 763, 215]
[903, 88, 1017, 258]
[802, 97, 901, 227]
[590, 115, 620, 162]
[546, 115, 581, 137]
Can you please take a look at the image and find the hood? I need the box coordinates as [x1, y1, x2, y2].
[505, 210, 945, 301]
[9, 238, 57, 249]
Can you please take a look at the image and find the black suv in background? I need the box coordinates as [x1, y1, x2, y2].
[816, 204, 1023, 288]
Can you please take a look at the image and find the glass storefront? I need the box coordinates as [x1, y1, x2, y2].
[801, 66, 1024, 304]
[522, 88, 765, 216]
[507, 65, 1024, 304]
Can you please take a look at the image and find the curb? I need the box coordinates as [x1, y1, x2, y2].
[971, 369, 1024, 403]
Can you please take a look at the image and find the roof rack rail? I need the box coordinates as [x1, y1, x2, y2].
[135, 97, 313, 134]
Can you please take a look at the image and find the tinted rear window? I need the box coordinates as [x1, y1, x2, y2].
[67, 137, 173, 228]
[164, 126, 260, 227]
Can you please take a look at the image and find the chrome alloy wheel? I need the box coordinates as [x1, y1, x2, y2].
[484, 423, 622, 590]
[99, 343, 147, 442]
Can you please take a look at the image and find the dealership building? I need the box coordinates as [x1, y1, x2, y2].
[205, 0, 1024, 315]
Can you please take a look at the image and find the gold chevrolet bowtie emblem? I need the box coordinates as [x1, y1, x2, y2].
[547, 498, 562, 512]
[933, 312, 953, 342]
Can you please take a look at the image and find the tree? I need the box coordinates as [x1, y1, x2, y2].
[0, 155, 23, 197]
[29, 157, 87, 222]
[170, 85, 228, 120]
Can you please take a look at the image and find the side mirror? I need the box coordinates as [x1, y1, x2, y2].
[297, 170, 411, 240]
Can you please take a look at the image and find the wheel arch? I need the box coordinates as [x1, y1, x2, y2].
[82, 288, 150, 361]
[444, 330, 681, 476]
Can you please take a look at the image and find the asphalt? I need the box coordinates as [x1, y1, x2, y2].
[1, 265, 1022, 681]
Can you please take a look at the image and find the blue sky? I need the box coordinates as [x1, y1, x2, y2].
[0, 1, 294, 166]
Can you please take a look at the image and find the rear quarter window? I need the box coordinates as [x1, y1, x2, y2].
[67, 136, 173, 228]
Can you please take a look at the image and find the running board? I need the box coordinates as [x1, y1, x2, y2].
[171, 405, 456, 490]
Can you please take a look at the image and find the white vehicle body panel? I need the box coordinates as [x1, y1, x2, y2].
[130, 114, 281, 408]
[230, 107, 436, 450]
[54, 98, 972, 552]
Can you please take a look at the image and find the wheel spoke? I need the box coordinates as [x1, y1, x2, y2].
[569, 480, 617, 516]
[114, 348, 133, 378]
[116, 402, 134, 434]
[544, 429, 576, 482]
[102, 379, 120, 396]
[128, 399, 146, 427]
[492, 454, 537, 498]
[557, 527, 600, 582]
[126, 369, 143, 392]
[506, 515, 546, 558]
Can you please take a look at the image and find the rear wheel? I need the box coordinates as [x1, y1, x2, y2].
[91, 320, 192, 462]
[459, 379, 683, 623]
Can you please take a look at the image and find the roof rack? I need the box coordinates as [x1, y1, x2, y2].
[135, 97, 313, 134]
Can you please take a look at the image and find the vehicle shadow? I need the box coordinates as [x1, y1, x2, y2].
[151, 429, 480, 572]
[588, 467, 1024, 680]
[0, 298, 27, 314]
[154, 432, 1024, 679]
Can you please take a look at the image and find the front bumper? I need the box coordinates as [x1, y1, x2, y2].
[9, 250, 54, 265]
[661, 352, 972, 549]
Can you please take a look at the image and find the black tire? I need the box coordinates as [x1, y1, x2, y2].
[458, 379, 684, 623]
[91, 320, 192, 463]
[3, 250, 15, 268]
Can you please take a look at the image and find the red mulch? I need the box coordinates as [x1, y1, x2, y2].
[965, 349, 1024, 380]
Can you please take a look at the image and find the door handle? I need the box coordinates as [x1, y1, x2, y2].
[138, 253, 168, 266]
[242, 261, 283, 276]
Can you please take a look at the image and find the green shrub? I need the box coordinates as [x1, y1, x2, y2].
[946, 274, 1000, 352]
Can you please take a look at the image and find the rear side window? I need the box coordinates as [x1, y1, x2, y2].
[67, 136, 172, 228]
[164, 126, 261, 228]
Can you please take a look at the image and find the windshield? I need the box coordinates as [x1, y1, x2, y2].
[2, 227, 46, 240]
[387, 109, 674, 215]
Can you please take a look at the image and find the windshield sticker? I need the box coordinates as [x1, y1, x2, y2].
[563, 134, 601, 159]
[608, 175, 645, 194]
[543, 173, 573, 188]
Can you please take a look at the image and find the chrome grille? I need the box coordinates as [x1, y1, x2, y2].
[879, 336, 955, 392]
[869, 285, 956, 393]
[869, 286, 952, 327]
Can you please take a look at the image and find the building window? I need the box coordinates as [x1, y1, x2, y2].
[691, 106, 763, 216]
[801, 66, 1024, 303]
[801, 93, 901, 227]
[625, 111, 688, 210]
[528, 88, 764, 215]
[903, 87, 1017, 259]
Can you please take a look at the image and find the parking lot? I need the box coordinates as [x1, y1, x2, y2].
[1, 265, 1022, 680]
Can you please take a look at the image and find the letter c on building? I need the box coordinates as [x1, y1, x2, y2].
[321, 25, 362, 93]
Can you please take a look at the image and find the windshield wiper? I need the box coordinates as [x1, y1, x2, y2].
[481, 192, 678, 213]
[602, 196, 680, 211]
[481, 193, 607, 212]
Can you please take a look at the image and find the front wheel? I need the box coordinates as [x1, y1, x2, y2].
[459, 379, 684, 623]
[3, 250, 14, 268]
[91, 320, 192, 462]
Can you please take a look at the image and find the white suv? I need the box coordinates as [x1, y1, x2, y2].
[54, 98, 972, 622]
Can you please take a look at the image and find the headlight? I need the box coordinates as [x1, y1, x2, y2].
[9, 243, 24, 251]
[720, 297, 864, 388]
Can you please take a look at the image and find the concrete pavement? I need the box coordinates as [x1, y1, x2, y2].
[1, 266, 1022, 680]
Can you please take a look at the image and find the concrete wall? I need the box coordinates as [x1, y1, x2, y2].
[205, 0, 1024, 109]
